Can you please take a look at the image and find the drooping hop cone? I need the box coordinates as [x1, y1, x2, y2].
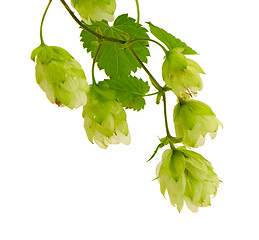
[82, 83, 130, 149]
[162, 47, 204, 98]
[31, 45, 89, 109]
[71, 0, 116, 24]
[156, 147, 221, 212]
[173, 99, 223, 148]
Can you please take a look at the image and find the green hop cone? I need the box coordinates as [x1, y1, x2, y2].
[82, 83, 130, 149]
[162, 48, 204, 98]
[156, 147, 220, 212]
[71, 0, 116, 24]
[173, 99, 223, 148]
[31, 45, 89, 109]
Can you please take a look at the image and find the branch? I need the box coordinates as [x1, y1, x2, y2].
[129, 45, 163, 92]
[59, 0, 126, 44]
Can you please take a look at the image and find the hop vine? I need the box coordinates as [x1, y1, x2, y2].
[31, 0, 222, 213]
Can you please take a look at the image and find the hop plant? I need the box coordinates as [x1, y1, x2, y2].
[32, 0, 223, 214]
[82, 83, 130, 149]
[71, 0, 116, 24]
[162, 48, 204, 98]
[156, 148, 220, 212]
[173, 99, 222, 148]
[31, 45, 89, 109]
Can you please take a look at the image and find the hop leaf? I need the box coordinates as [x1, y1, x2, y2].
[147, 22, 197, 55]
[107, 75, 150, 111]
[31, 45, 89, 109]
[81, 14, 150, 77]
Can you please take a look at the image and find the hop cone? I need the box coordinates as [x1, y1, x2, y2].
[173, 99, 222, 148]
[82, 83, 130, 149]
[156, 147, 220, 212]
[31, 45, 89, 109]
[71, 0, 116, 24]
[162, 47, 204, 98]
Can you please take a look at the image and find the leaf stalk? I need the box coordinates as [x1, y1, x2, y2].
[130, 38, 168, 54]
[135, 0, 140, 25]
[92, 42, 103, 85]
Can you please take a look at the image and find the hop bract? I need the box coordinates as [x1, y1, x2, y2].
[156, 147, 220, 212]
[174, 99, 222, 148]
[162, 48, 204, 98]
[82, 83, 130, 149]
[31, 45, 89, 109]
[71, 0, 116, 24]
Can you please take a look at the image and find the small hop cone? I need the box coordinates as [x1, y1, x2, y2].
[31, 45, 89, 109]
[173, 99, 223, 148]
[82, 83, 130, 149]
[156, 147, 220, 213]
[162, 48, 204, 98]
[71, 0, 116, 24]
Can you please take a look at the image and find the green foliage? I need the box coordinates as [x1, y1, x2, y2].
[107, 75, 150, 111]
[147, 22, 197, 55]
[148, 137, 169, 162]
[81, 14, 150, 77]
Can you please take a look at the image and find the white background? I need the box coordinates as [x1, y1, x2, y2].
[0, 0, 259, 239]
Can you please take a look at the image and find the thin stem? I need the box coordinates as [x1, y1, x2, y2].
[129, 45, 173, 139]
[144, 91, 160, 97]
[59, 0, 125, 44]
[135, 0, 140, 25]
[129, 45, 163, 92]
[92, 42, 103, 85]
[162, 92, 171, 138]
[145, 88, 170, 97]
[59, 0, 102, 38]
[40, 0, 53, 45]
[130, 38, 168, 54]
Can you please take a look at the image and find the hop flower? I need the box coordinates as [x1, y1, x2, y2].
[162, 48, 204, 98]
[82, 83, 130, 149]
[156, 147, 220, 212]
[71, 0, 116, 24]
[31, 45, 89, 109]
[173, 99, 222, 148]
